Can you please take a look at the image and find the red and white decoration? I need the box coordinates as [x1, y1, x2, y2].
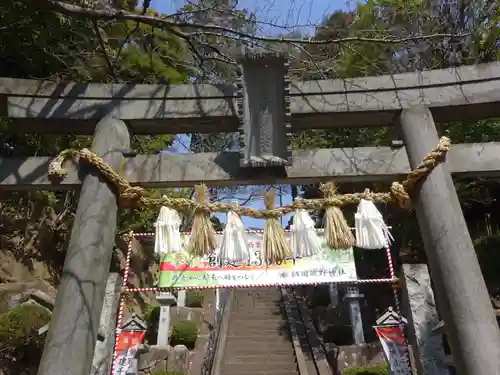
[375, 326, 412, 375]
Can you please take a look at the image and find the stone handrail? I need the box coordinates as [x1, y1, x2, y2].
[201, 289, 231, 375]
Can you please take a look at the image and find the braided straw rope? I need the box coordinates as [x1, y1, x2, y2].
[48, 137, 451, 216]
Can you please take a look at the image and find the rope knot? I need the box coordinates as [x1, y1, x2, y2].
[320, 182, 344, 207]
[120, 186, 145, 207]
[48, 149, 80, 179]
[390, 182, 411, 209]
[262, 209, 281, 220]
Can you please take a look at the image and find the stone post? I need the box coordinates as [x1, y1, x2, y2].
[401, 264, 449, 375]
[399, 105, 500, 374]
[91, 273, 123, 375]
[344, 286, 365, 344]
[37, 115, 130, 375]
[328, 284, 339, 307]
[177, 290, 186, 307]
[126, 345, 149, 375]
[215, 289, 221, 311]
[156, 292, 177, 346]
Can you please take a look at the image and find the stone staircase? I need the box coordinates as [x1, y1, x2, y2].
[219, 287, 300, 375]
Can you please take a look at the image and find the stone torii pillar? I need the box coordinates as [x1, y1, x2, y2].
[399, 105, 500, 375]
[37, 115, 130, 375]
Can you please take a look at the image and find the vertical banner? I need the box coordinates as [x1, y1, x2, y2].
[375, 326, 412, 375]
[113, 331, 145, 375]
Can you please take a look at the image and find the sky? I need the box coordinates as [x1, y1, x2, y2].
[154, 0, 350, 228]
[151, 0, 351, 36]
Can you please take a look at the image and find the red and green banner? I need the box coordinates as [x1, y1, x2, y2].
[375, 326, 412, 374]
[113, 331, 145, 375]
[158, 231, 357, 289]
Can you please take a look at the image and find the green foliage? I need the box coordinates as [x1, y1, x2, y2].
[0, 303, 51, 362]
[185, 291, 204, 308]
[0, 0, 193, 284]
[151, 372, 184, 375]
[0, 0, 94, 79]
[143, 300, 202, 346]
[169, 319, 198, 350]
[343, 364, 389, 375]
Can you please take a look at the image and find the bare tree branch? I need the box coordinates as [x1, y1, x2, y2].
[91, 20, 120, 81]
[40, 0, 470, 46]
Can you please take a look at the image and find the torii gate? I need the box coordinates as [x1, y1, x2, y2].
[2, 56, 500, 375]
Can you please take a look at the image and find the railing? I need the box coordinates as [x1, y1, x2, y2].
[201, 288, 231, 375]
[282, 287, 334, 375]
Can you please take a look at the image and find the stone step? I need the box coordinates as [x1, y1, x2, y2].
[231, 308, 284, 320]
[225, 354, 297, 365]
[232, 297, 281, 303]
[228, 321, 287, 330]
[226, 336, 292, 343]
[224, 339, 293, 350]
[230, 317, 285, 324]
[221, 371, 298, 375]
[232, 295, 281, 301]
[232, 298, 282, 303]
[227, 328, 291, 336]
[227, 328, 288, 336]
[231, 301, 281, 313]
[221, 288, 298, 375]
[224, 345, 293, 354]
[228, 323, 288, 333]
[231, 312, 285, 319]
[226, 335, 292, 343]
[222, 361, 298, 373]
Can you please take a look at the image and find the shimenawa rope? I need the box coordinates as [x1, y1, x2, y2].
[48, 137, 450, 215]
[48, 137, 451, 258]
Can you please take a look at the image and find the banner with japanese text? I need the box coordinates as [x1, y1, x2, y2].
[375, 326, 412, 375]
[113, 331, 145, 375]
[158, 230, 357, 289]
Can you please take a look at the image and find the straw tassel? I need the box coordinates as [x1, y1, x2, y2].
[220, 210, 250, 265]
[320, 182, 355, 249]
[188, 184, 217, 257]
[262, 190, 290, 264]
[355, 190, 393, 249]
[291, 201, 322, 258]
[154, 203, 182, 255]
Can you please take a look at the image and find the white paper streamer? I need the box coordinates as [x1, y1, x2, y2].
[154, 205, 182, 255]
[220, 211, 250, 264]
[291, 208, 322, 258]
[355, 199, 393, 249]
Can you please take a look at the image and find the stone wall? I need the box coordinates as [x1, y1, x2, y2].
[138, 345, 193, 374]
[138, 290, 217, 375]
[323, 342, 386, 374]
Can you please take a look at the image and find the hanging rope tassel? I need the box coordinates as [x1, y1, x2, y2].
[320, 182, 355, 249]
[262, 190, 290, 265]
[220, 210, 250, 265]
[154, 202, 182, 255]
[355, 190, 394, 249]
[291, 202, 322, 258]
[188, 184, 217, 257]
